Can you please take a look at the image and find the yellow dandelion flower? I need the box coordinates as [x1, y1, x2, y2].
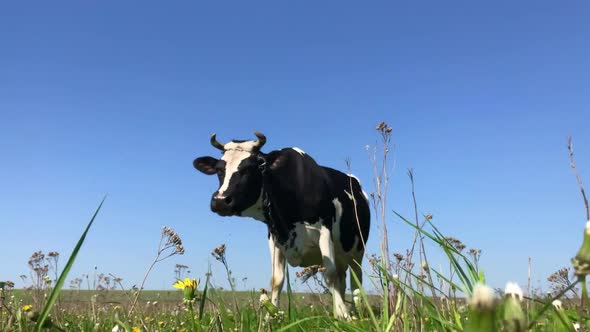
[173, 278, 199, 301]
[22, 305, 33, 312]
[173, 278, 198, 290]
[132, 327, 141, 332]
[158, 321, 165, 328]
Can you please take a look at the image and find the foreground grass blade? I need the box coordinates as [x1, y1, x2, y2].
[35, 196, 106, 331]
[285, 265, 296, 321]
[199, 267, 210, 321]
[276, 316, 325, 332]
[350, 268, 380, 331]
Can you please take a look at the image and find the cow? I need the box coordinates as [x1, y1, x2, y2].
[193, 131, 370, 319]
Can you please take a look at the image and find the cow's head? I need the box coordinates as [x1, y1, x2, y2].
[193, 131, 266, 216]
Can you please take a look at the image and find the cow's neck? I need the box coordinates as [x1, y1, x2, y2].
[239, 193, 265, 222]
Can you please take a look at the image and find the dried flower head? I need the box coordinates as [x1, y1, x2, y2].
[393, 253, 404, 262]
[212, 244, 226, 262]
[548, 267, 571, 285]
[295, 265, 327, 283]
[425, 213, 433, 221]
[162, 226, 185, 255]
[375, 121, 393, 134]
[469, 248, 482, 256]
[444, 237, 466, 251]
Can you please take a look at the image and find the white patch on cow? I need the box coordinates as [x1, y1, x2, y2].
[217, 140, 259, 197]
[343, 190, 353, 201]
[240, 194, 265, 222]
[281, 220, 323, 267]
[292, 147, 306, 155]
[331, 198, 346, 257]
[347, 173, 369, 202]
[268, 235, 286, 306]
[273, 199, 357, 318]
[319, 221, 349, 319]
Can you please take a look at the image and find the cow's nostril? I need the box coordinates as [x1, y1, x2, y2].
[224, 196, 233, 204]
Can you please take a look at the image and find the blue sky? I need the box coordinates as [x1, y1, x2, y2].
[1, 1, 589, 293]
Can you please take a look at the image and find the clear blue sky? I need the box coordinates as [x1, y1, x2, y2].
[1, 1, 589, 293]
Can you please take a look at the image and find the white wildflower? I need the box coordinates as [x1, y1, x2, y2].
[353, 289, 361, 308]
[504, 282, 523, 301]
[469, 283, 496, 310]
[259, 292, 270, 304]
[552, 299, 563, 310]
[421, 261, 429, 270]
[574, 322, 581, 331]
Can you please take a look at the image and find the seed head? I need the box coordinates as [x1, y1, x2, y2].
[469, 248, 482, 256]
[212, 244, 226, 262]
[295, 265, 327, 282]
[552, 299, 563, 310]
[548, 267, 570, 284]
[469, 283, 496, 311]
[503, 282, 526, 331]
[162, 226, 185, 255]
[444, 237, 466, 251]
[504, 282, 523, 301]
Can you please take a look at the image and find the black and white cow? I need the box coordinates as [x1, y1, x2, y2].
[193, 131, 370, 318]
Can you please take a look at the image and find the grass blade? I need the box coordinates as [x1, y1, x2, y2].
[350, 268, 380, 331]
[199, 267, 210, 321]
[35, 196, 106, 331]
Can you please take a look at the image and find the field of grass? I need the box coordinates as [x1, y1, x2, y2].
[2, 125, 589, 331]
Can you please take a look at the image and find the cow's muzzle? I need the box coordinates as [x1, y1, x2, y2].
[211, 194, 235, 216]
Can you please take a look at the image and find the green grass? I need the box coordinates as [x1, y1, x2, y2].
[1, 199, 587, 331]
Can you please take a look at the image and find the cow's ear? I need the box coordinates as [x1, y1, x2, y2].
[193, 156, 218, 175]
[269, 153, 289, 171]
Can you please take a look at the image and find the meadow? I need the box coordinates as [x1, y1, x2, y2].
[1, 124, 589, 331]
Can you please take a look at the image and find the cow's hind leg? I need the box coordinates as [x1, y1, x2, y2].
[349, 253, 363, 312]
[319, 226, 349, 319]
[268, 235, 286, 307]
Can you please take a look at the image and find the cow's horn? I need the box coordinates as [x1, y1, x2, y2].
[253, 131, 266, 149]
[210, 133, 225, 151]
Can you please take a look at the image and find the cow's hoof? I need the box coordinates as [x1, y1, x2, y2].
[334, 310, 352, 321]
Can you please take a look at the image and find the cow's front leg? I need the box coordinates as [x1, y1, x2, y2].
[268, 234, 286, 307]
[319, 226, 349, 319]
